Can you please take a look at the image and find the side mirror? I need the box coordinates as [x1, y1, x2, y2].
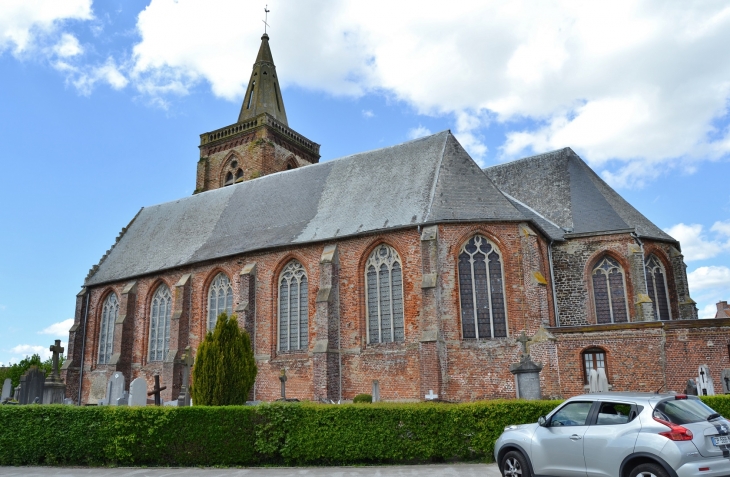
[538, 416, 547, 427]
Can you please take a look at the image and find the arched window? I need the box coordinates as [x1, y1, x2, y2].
[208, 273, 233, 330]
[224, 171, 234, 186]
[592, 256, 629, 324]
[365, 244, 405, 343]
[582, 347, 608, 384]
[235, 169, 244, 181]
[458, 235, 507, 339]
[278, 260, 308, 351]
[98, 293, 119, 364]
[246, 80, 256, 109]
[645, 255, 671, 321]
[149, 284, 172, 361]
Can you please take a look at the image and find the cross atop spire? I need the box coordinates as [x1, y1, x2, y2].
[263, 5, 270, 34]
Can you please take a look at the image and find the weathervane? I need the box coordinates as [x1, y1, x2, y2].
[263, 5, 270, 34]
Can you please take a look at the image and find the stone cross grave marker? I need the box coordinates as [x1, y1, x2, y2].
[516, 331, 530, 356]
[147, 375, 166, 406]
[129, 377, 148, 406]
[685, 378, 698, 396]
[279, 369, 287, 400]
[425, 390, 438, 400]
[100, 372, 126, 406]
[49, 340, 64, 379]
[372, 380, 380, 403]
[722, 369, 730, 394]
[698, 365, 715, 396]
[1, 378, 11, 401]
[177, 346, 194, 406]
[43, 339, 67, 404]
[20, 367, 46, 405]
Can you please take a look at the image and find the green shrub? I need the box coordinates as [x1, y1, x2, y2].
[190, 313, 257, 406]
[353, 394, 372, 403]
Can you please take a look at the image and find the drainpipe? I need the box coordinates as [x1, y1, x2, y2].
[548, 240, 560, 327]
[77, 290, 90, 406]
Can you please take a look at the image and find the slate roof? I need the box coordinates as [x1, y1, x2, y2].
[85, 131, 525, 286]
[484, 147, 676, 243]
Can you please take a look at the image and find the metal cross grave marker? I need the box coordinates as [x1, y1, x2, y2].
[279, 368, 287, 400]
[147, 375, 167, 406]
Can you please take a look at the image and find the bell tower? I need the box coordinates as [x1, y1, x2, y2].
[195, 33, 320, 193]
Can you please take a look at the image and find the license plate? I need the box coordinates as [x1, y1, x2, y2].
[712, 436, 730, 446]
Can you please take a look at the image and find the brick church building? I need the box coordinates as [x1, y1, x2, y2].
[63, 33, 730, 404]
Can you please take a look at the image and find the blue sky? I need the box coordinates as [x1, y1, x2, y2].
[1, 0, 730, 365]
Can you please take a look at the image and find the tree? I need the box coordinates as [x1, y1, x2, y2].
[0, 353, 64, 390]
[190, 312, 257, 406]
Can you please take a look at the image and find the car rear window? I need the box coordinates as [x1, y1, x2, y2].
[653, 399, 718, 425]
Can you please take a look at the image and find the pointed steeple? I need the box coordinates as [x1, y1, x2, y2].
[238, 33, 288, 125]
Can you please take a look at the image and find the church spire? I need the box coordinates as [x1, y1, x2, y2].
[238, 33, 288, 126]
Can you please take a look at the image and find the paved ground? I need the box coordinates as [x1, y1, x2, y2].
[0, 463, 500, 477]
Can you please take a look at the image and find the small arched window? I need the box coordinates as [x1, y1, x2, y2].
[366, 244, 404, 343]
[645, 255, 671, 321]
[458, 235, 507, 339]
[98, 293, 119, 364]
[247, 81, 256, 109]
[235, 169, 244, 181]
[592, 256, 629, 324]
[582, 347, 608, 384]
[208, 273, 233, 330]
[279, 260, 308, 351]
[224, 171, 234, 186]
[149, 284, 172, 362]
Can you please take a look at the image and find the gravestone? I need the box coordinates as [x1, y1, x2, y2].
[722, 369, 730, 394]
[88, 375, 108, 404]
[116, 392, 129, 406]
[129, 377, 147, 406]
[99, 372, 126, 406]
[147, 375, 166, 406]
[1, 378, 11, 401]
[42, 339, 67, 404]
[596, 368, 609, 393]
[372, 380, 380, 403]
[509, 331, 543, 400]
[698, 365, 716, 396]
[177, 346, 194, 407]
[685, 378, 698, 396]
[63, 398, 75, 405]
[588, 369, 598, 393]
[20, 367, 46, 405]
[279, 369, 287, 400]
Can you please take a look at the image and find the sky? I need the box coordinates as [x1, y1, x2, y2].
[1, 0, 730, 365]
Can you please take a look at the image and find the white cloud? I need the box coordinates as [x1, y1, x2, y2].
[0, 0, 92, 55]
[121, 0, 730, 180]
[407, 125, 432, 140]
[56, 57, 129, 96]
[53, 33, 82, 58]
[664, 223, 726, 262]
[39, 318, 74, 336]
[688, 266, 730, 291]
[10, 344, 51, 360]
[362, 109, 374, 118]
[699, 303, 718, 319]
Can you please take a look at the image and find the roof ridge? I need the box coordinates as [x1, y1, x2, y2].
[501, 191, 564, 231]
[423, 131, 451, 222]
[485, 147, 573, 171]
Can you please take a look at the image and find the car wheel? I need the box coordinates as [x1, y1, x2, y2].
[629, 462, 669, 477]
[501, 450, 531, 477]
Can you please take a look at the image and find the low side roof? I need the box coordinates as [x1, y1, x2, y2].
[484, 148, 675, 243]
[86, 131, 525, 286]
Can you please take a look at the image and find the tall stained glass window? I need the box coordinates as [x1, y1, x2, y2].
[149, 284, 172, 361]
[208, 273, 233, 330]
[592, 256, 629, 324]
[366, 244, 405, 344]
[458, 235, 507, 339]
[645, 255, 671, 321]
[279, 261, 308, 351]
[98, 293, 119, 364]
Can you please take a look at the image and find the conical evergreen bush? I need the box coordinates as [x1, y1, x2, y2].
[191, 312, 257, 406]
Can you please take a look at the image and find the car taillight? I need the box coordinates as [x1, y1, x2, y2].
[654, 416, 694, 441]
[675, 394, 688, 400]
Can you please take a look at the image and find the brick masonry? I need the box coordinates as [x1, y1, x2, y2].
[65, 222, 728, 404]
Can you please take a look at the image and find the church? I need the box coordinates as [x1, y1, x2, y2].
[62, 33, 730, 404]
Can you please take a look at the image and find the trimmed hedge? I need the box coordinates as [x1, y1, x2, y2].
[1, 396, 728, 467]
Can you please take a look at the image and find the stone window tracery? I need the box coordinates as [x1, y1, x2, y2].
[98, 293, 119, 364]
[458, 235, 507, 339]
[592, 256, 629, 324]
[208, 273, 233, 330]
[366, 244, 405, 344]
[645, 255, 671, 321]
[278, 260, 308, 351]
[149, 284, 172, 362]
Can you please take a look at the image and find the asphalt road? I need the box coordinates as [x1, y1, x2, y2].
[0, 464, 500, 477]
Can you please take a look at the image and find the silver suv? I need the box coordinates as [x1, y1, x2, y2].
[494, 392, 730, 477]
